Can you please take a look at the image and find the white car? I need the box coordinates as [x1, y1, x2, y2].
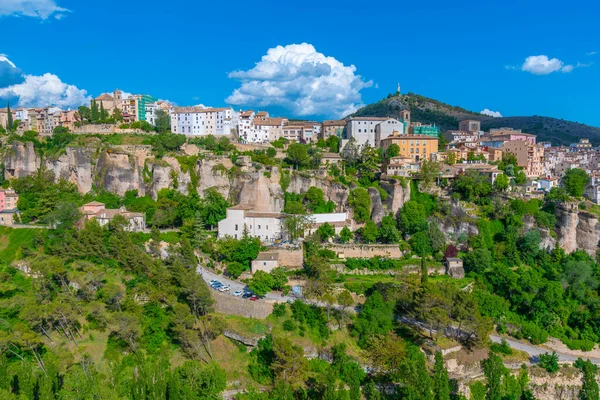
[218, 285, 231, 292]
[233, 290, 243, 297]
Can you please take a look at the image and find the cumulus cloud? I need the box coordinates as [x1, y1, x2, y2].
[0, 0, 69, 20]
[0, 55, 90, 108]
[521, 55, 573, 75]
[226, 43, 372, 118]
[480, 108, 502, 118]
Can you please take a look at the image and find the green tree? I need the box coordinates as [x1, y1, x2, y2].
[349, 187, 371, 223]
[386, 144, 400, 158]
[378, 214, 401, 244]
[481, 353, 506, 400]
[317, 222, 335, 242]
[514, 171, 527, 186]
[409, 231, 432, 257]
[427, 223, 446, 253]
[6, 102, 13, 132]
[340, 226, 353, 243]
[397, 200, 427, 235]
[494, 173, 510, 191]
[286, 143, 310, 169]
[271, 336, 308, 388]
[91, 99, 100, 122]
[353, 292, 393, 347]
[199, 188, 228, 229]
[154, 109, 171, 133]
[433, 351, 451, 400]
[326, 135, 340, 153]
[539, 352, 560, 373]
[362, 220, 379, 243]
[249, 271, 276, 297]
[575, 358, 599, 400]
[563, 168, 589, 197]
[463, 248, 492, 274]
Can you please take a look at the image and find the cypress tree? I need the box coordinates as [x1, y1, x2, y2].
[421, 257, 428, 285]
[6, 102, 13, 132]
[433, 351, 451, 400]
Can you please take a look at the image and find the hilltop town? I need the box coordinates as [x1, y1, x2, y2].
[1, 89, 600, 399]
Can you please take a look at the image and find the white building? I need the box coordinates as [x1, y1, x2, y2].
[218, 205, 284, 242]
[345, 117, 391, 148]
[538, 177, 559, 192]
[218, 206, 351, 243]
[170, 107, 238, 136]
[251, 252, 279, 274]
[586, 173, 600, 204]
[374, 118, 404, 147]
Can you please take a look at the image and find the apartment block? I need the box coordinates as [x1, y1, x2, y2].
[380, 131, 439, 161]
[321, 120, 346, 139]
[170, 107, 238, 136]
[501, 140, 545, 177]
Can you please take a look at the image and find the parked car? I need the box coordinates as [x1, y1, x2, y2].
[211, 283, 223, 290]
[233, 290, 243, 297]
[250, 295, 259, 301]
[242, 292, 253, 299]
[210, 279, 219, 285]
[219, 285, 231, 292]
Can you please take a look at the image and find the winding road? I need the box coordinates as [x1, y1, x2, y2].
[489, 335, 600, 364]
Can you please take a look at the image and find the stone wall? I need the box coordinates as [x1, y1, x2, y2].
[212, 290, 274, 319]
[325, 244, 403, 259]
[277, 248, 303, 267]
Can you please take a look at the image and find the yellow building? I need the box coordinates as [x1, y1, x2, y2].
[380, 131, 438, 161]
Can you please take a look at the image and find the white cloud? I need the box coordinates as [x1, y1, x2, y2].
[480, 108, 502, 118]
[0, 0, 69, 20]
[226, 43, 372, 118]
[521, 55, 572, 75]
[0, 55, 90, 108]
[0, 54, 17, 69]
[586, 51, 597, 56]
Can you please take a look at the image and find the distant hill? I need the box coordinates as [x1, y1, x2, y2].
[350, 93, 600, 145]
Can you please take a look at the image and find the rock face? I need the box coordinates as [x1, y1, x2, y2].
[523, 215, 556, 252]
[555, 203, 600, 256]
[285, 171, 410, 218]
[286, 170, 350, 211]
[4, 142, 40, 179]
[436, 216, 479, 243]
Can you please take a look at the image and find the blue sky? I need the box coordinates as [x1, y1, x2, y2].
[0, 0, 598, 125]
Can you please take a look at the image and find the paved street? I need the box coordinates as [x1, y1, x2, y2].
[196, 265, 295, 302]
[489, 335, 600, 364]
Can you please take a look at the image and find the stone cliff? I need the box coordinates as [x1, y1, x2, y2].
[285, 170, 410, 218]
[555, 202, 600, 256]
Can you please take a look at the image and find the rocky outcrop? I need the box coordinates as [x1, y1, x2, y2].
[368, 187, 385, 223]
[380, 179, 411, 215]
[436, 216, 479, 243]
[237, 168, 284, 212]
[46, 147, 95, 194]
[286, 170, 350, 211]
[523, 215, 557, 251]
[555, 203, 600, 256]
[4, 141, 40, 179]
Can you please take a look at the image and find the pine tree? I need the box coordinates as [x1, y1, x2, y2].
[6, 102, 13, 132]
[433, 351, 451, 400]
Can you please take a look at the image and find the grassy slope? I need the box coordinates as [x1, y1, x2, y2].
[0, 227, 37, 264]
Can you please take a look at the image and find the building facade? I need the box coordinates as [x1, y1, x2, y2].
[345, 117, 389, 148]
[380, 131, 439, 161]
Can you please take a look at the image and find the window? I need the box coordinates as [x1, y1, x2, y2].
[235, 224, 238, 231]
[266, 225, 269, 230]
[410, 148, 414, 153]
[258, 225, 261, 229]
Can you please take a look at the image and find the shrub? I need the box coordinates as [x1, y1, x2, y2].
[538, 352, 560, 373]
[490, 339, 513, 355]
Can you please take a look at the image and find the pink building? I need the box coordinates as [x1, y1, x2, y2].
[0, 189, 19, 212]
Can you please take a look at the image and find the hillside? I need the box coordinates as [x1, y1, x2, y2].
[351, 93, 600, 145]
